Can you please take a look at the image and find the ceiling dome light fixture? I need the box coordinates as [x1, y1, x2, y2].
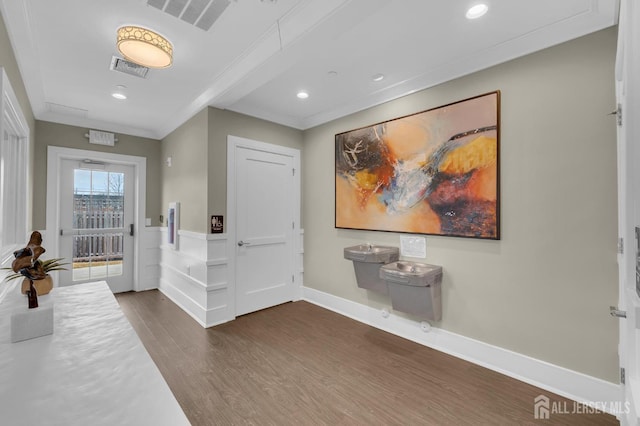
[466, 4, 488, 19]
[297, 91, 309, 99]
[372, 73, 385, 82]
[117, 26, 173, 69]
[111, 85, 128, 100]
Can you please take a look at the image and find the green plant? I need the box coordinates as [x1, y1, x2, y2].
[3, 258, 68, 282]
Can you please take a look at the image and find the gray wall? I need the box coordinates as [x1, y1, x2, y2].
[207, 107, 304, 228]
[33, 121, 162, 229]
[302, 27, 619, 382]
[160, 108, 208, 233]
[162, 106, 305, 234]
[0, 11, 35, 230]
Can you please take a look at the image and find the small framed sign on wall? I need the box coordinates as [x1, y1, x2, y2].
[168, 202, 179, 249]
[211, 215, 223, 233]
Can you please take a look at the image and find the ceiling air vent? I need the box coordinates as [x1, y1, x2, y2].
[110, 56, 149, 79]
[45, 102, 88, 118]
[147, 0, 231, 31]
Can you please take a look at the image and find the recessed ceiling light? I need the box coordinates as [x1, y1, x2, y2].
[297, 91, 309, 99]
[111, 85, 127, 100]
[372, 73, 385, 82]
[466, 4, 488, 19]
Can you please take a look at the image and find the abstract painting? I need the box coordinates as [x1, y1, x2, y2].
[335, 91, 500, 239]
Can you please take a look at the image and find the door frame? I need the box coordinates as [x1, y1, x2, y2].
[226, 135, 301, 318]
[616, 0, 640, 423]
[46, 146, 147, 291]
[0, 68, 30, 253]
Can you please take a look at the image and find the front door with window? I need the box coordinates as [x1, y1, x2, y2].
[58, 159, 134, 293]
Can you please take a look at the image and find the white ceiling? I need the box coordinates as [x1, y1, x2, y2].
[0, 0, 618, 140]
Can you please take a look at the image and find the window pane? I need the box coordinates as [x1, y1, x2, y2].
[72, 168, 125, 281]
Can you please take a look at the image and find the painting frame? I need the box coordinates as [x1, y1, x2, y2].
[335, 91, 500, 240]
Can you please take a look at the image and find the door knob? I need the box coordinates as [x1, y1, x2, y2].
[238, 240, 250, 247]
[610, 306, 627, 318]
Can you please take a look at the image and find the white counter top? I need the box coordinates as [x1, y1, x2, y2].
[0, 281, 191, 426]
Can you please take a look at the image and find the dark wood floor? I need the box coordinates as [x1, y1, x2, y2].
[116, 290, 618, 426]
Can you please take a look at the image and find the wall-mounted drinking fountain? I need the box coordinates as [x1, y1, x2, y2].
[380, 261, 443, 321]
[344, 244, 400, 294]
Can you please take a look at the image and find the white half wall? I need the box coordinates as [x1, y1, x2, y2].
[158, 229, 232, 327]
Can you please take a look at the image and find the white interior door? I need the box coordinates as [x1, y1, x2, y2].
[58, 159, 135, 293]
[234, 144, 295, 316]
[616, 1, 640, 423]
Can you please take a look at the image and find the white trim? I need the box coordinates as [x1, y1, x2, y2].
[206, 258, 228, 267]
[226, 135, 301, 318]
[0, 68, 30, 248]
[0, 243, 22, 303]
[45, 146, 147, 291]
[302, 286, 621, 416]
[178, 229, 227, 241]
[616, 2, 640, 424]
[139, 226, 161, 292]
[294, 228, 304, 301]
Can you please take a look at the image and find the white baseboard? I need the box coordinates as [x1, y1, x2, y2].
[159, 278, 207, 327]
[302, 286, 621, 416]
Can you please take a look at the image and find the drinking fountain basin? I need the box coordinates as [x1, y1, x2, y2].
[380, 261, 442, 285]
[343, 245, 399, 264]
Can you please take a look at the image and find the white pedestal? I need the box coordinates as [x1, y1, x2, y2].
[10, 295, 54, 343]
